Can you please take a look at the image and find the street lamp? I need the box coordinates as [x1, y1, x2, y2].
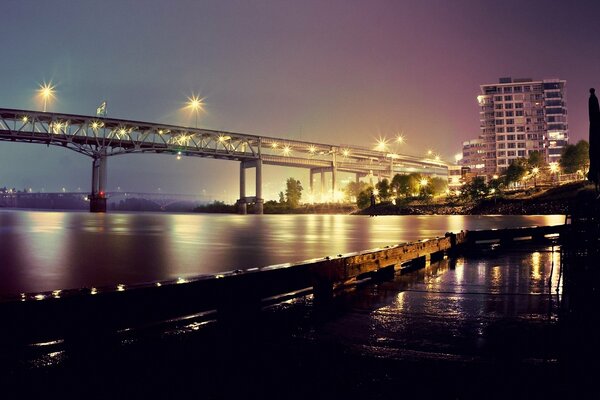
[419, 178, 429, 197]
[549, 162, 559, 185]
[532, 167, 539, 188]
[186, 94, 204, 128]
[38, 82, 55, 112]
[375, 138, 388, 152]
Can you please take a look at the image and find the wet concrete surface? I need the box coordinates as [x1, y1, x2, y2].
[1, 244, 596, 399]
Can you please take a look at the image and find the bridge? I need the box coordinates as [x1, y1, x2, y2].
[0, 108, 447, 213]
[0, 191, 207, 211]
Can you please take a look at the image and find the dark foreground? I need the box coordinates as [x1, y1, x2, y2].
[2, 243, 597, 399]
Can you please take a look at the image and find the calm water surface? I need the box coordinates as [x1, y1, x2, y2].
[0, 210, 564, 296]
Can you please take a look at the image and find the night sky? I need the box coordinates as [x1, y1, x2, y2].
[1, 0, 599, 200]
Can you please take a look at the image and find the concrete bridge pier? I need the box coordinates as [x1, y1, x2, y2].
[255, 159, 263, 214]
[237, 159, 263, 214]
[89, 153, 108, 212]
[237, 160, 247, 214]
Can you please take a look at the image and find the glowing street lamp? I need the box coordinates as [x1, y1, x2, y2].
[186, 94, 204, 128]
[532, 166, 539, 187]
[549, 162, 559, 185]
[395, 134, 405, 144]
[419, 178, 429, 197]
[38, 82, 55, 112]
[375, 138, 388, 152]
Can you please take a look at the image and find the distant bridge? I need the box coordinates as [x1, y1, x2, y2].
[0, 108, 447, 213]
[0, 191, 207, 210]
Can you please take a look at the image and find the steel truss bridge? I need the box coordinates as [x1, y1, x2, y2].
[0, 108, 447, 213]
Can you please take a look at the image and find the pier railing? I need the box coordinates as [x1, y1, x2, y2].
[0, 224, 564, 344]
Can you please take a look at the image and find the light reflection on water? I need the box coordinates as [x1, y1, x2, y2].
[366, 247, 561, 357]
[0, 210, 564, 296]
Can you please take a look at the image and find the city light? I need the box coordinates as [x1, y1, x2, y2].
[342, 148, 350, 157]
[91, 120, 103, 130]
[271, 142, 278, 149]
[395, 134, 405, 144]
[420, 178, 429, 187]
[375, 138, 388, 152]
[282, 145, 292, 156]
[308, 145, 316, 154]
[549, 162, 559, 173]
[186, 94, 204, 128]
[38, 82, 56, 112]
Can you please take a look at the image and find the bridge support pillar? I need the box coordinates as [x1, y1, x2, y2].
[237, 161, 247, 214]
[320, 169, 326, 200]
[89, 154, 108, 213]
[237, 159, 263, 214]
[255, 159, 263, 214]
[332, 166, 337, 199]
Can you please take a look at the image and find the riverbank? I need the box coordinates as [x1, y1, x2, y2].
[356, 181, 594, 216]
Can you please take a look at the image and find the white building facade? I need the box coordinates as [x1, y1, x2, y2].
[475, 77, 568, 176]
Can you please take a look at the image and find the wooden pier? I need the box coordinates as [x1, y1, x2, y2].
[0, 224, 565, 344]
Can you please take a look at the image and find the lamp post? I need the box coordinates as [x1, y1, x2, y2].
[419, 178, 429, 197]
[549, 162, 559, 185]
[532, 167, 539, 188]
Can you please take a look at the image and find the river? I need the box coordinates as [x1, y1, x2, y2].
[0, 209, 564, 297]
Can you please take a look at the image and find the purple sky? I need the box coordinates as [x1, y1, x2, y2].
[1, 0, 599, 200]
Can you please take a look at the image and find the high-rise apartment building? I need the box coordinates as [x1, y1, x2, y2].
[474, 77, 568, 176]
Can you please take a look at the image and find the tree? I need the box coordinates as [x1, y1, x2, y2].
[487, 177, 503, 196]
[344, 181, 369, 201]
[527, 151, 545, 168]
[407, 173, 423, 196]
[560, 140, 590, 174]
[375, 178, 391, 201]
[504, 159, 527, 186]
[428, 177, 448, 196]
[461, 176, 488, 200]
[356, 189, 372, 209]
[278, 191, 285, 204]
[390, 174, 410, 197]
[392, 172, 422, 197]
[285, 178, 303, 208]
